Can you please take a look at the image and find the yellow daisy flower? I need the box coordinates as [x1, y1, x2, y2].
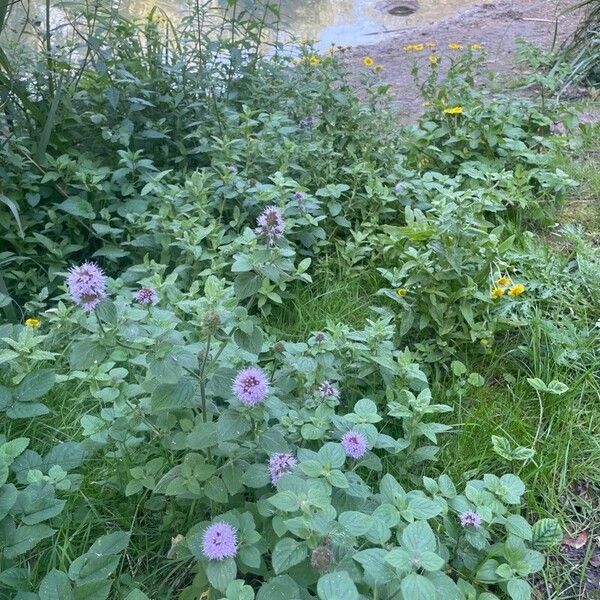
[508, 284, 525, 297]
[425, 42, 437, 48]
[363, 56, 375, 67]
[442, 106, 464, 115]
[470, 43, 483, 50]
[429, 55, 439, 65]
[25, 318, 41, 328]
[496, 275, 511, 287]
[396, 288, 408, 297]
[480, 338, 490, 346]
[308, 55, 321, 66]
[448, 42, 463, 50]
[490, 287, 504, 299]
[403, 44, 424, 52]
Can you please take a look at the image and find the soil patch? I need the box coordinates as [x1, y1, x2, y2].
[346, 0, 585, 122]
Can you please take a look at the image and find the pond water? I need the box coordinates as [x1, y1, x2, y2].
[7, 0, 480, 50]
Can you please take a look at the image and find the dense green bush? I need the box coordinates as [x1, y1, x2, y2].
[0, 3, 582, 598]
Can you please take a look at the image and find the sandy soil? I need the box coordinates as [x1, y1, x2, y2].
[346, 0, 586, 121]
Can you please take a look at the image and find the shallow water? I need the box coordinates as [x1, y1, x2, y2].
[7, 0, 480, 50]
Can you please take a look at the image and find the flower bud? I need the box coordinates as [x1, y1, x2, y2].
[311, 544, 333, 572]
[202, 310, 221, 334]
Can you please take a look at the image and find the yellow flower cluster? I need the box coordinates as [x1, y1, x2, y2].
[25, 318, 41, 328]
[442, 106, 463, 115]
[448, 42, 463, 50]
[490, 276, 525, 299]
[403, 43, 424, 52]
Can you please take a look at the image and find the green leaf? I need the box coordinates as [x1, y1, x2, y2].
[400, 573, 437, 600]
[407, 496, 442, 519]
[39, 569, 73, 600]
[0, 437, 29, 461]
[531, 518, 562, 549]
[14, 370, 55, 402]
[69, 340, 107, 370]
[234, 273, 261, 299]
[546, 380, 569, 395]
[402, 521, 436, 553]
[353, 548, 395, 585]
[4, 524, 55, 558]
[124, 591, 151, 600]
[88, 531, 130, 556]
[239, 546, 261, 569]
[57, 197, 95, 219]
[72, 579, 112, 600]
[419, 551, 444, 571]
[256, 575, 299, 600]
[507, 579, 532, 600]
[95, 299, 117, 326]
[269, 491, 300, 512]
[505, 515, 533, 540]
[317, 571, 359, 600]
[151, 379, 195, 412]
[317, 443, 345, 469]
[526, 378, 547, 392]
[187, 422, 218, 450]
[0, 483, 17, 519]
[241, 464, 270, 488]
[271, 538, 307, 574]
[205, 558, 237, 593]
[384, 548, 412, 572]
[339, 511, 373, 536]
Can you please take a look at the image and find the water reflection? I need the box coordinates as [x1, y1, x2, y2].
[5, 0, 480, 50]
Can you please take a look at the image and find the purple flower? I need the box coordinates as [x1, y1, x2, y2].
[293, 191, 306, 211]
[318, 381, 339, 399]
[341, 431, 367, 459]
[299, 116, 316, 129]
[459, 510, 482, 528]
[256, 206, 284, 245]
[67, 262, 107, 312]
[228, 165, 238, 174]
[201, 522, 238, 561]
[268, 453, 297, 485]
[314, 332, 326, 343]
[135, 287, 158, 305]
[232, 367, 269, 406]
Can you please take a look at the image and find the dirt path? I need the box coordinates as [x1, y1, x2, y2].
[346, 0, 584, 121]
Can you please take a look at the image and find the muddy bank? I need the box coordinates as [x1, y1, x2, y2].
[345, 0, 585, 121]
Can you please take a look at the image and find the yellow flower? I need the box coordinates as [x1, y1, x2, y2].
[480, 338, 490, 346]
[490, 287, 504, 299]
[448, 42, 463, 50]
[508, 284, 525, 297]
[308, 55, 321, 66]
[25, 318, 41, 328]
[470, 43, 483, 50]
[396, 288, 408, 297]
[429, 55, 439, 65]
[495, 275, 511, 287]
[442, 106, 464, 115]
[425, 42, 437, 48]
[403, 43, 424, 52]
[374, 64, 383, 73]
[362, 56, 374, 67]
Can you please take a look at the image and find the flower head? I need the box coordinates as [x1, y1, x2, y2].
[256, 206, 285, 245]
[318, 381, 339, 399]
[233, 367, 269, 406]
[362, 56, 374, 67]
[448, 42, 463, 50]
[470, 43, 483, 50]
[442, 106, 464, 115]
[314, 332, 326, 344]
[135, 287, 158, 306]
[425, 41, 437, 49]
[396, 288, 408, 297]
[490, 287, 505, 299]
[268, 453, 297, 485]
[24, 318, 41, 328]
[201, 522, 238, 560]
[460, 510, 482, 528]
[298, 116, 316, 129]
[341, 431, 368, 459]
[496, 275, 511, 287]
[429, 55, 439, 65]
[67, 262, 107, 312]
[308, 55, 320, 66]
[374, 64, 383, 73]
[508, 283, 525, 297]
[480, 338, 490, 346]
[403, 43, 424, 52]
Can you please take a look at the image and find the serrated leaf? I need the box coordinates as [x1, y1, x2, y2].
[271, 538, 307, 574]
[317, 571, 358, 600]
[531, 518, 562, 549]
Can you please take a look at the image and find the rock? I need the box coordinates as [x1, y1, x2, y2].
[377, 0, 419, 17]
